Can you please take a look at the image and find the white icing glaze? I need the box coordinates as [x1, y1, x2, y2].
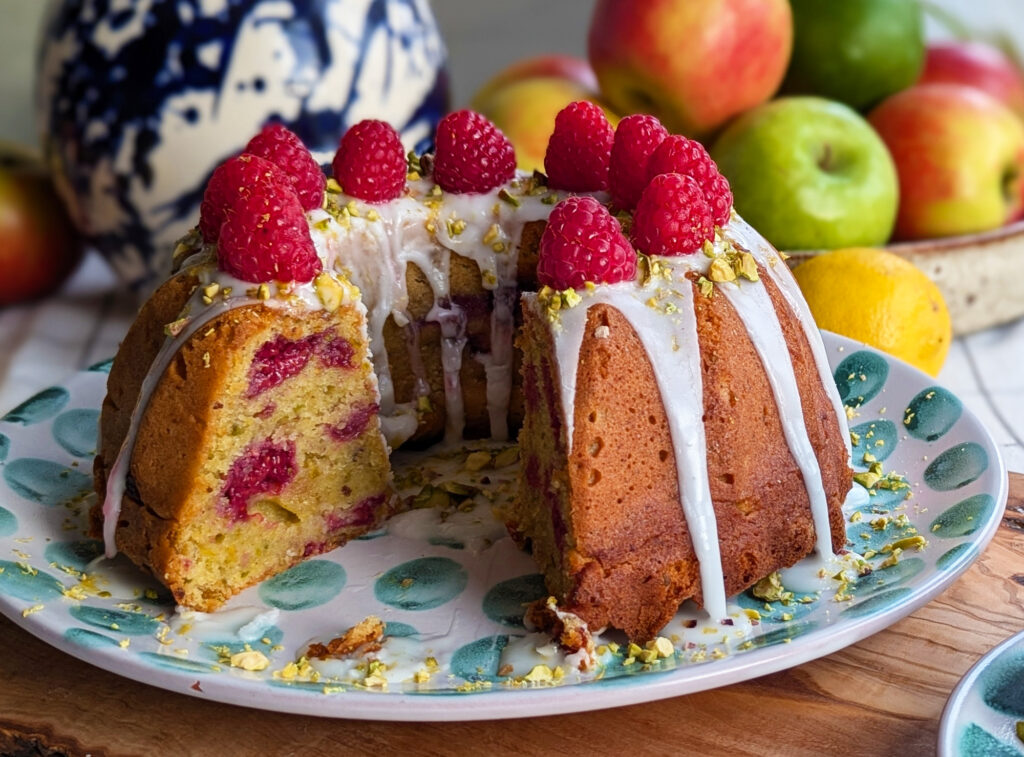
[717, 274, 835, 559]
[529, 220, 851, 619]
[318, 175, 559, 447]
[728, 216, 853, 463]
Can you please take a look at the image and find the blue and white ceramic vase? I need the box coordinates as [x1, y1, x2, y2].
[36, 0, 449, 290]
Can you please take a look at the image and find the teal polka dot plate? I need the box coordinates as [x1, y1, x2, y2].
[0, 332, 1008, 721]
[940, 629, 1024, 756]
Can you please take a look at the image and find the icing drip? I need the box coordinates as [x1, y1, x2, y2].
[478, 285, 518, 441]
[541, 272, 728, 621]
[728, 217, 853, 463]
[101, 258, 359, 558]
[430, 296, 469, 444]
[321, 175, 559, 446]
[536, 221, 851, 619]
[717, 275, 835, 559]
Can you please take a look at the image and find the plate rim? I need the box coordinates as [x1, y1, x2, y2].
[0, 330, 1010, 721]
[938, 628, 1024, 756]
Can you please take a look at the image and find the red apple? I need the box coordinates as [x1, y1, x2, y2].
[868, 84, 1024, 240]
[919, 41, 1024, 122]
[471, 55, 599, 110]
[0, 145, 82, 305]
[588, 0, 792, 139]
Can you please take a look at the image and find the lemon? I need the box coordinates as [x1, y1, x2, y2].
[792, 247, 951, 376]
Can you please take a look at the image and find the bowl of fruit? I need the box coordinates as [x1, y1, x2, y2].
[471, 0, 1024, 345]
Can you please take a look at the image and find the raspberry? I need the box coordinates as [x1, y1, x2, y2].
[245, 122, 326, 211]
[221, 439, 297, 522]
[217, 174, 322, 283]
[704, 171, 734, 228]
[200, 154, 292, 243]
[608, 114, 668, 210]
[537, 196, 636, 290]
[544, 101, 614, 192]
[646, 135, 733, 226]
[631, 173, 714, 256]
[332, 119, 407, 203]
[433, 110, 516, 194]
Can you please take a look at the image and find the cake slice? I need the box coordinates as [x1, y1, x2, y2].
[93, 144, 393, 611]
[511, 191, 852, 642]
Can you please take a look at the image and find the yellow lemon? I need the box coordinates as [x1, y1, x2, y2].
[792, 247, 951, 376]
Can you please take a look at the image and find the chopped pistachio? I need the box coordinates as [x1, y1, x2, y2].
[708, 257, 737, 283]
[854, 470, 881, 489]
[697, 276, 714, 298]
[890, 535, 927, 552]
[737, 252, 759, 281]
[493, 446, 519, 468]
[164, 316, 190, 338]
[314, 271, 346, 312]
[230, 649, 270, 671]
[325, 177, 343, 194]
[523, 664, 554, 683]
[651, 636, 674, 658]
[751, 572, 793, 603]
[464, 450, 492, 472]
[498, 188, 521, 207]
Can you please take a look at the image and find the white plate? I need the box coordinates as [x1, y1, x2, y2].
[940, 629, 1024, 756]
[0, 332, 1008, 721]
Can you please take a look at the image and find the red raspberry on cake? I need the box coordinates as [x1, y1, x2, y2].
[544, 101, 614, 192]
[609, 114, 668, 210]
[217, 170, 322, 284]
[632, 173, 714, 256]
[646, 135, 733, 227]
[537, 196, 636, 290]
[433, 110, 516, 194]
[245, 122, 326, 211]
[200, 154, 294, 243]
[332, 119, 407, 203]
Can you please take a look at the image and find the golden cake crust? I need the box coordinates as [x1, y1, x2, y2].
[93, 269, 391, 610]
[515, 267, 852, 641]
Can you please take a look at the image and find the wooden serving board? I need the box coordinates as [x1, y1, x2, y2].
[2, 473, 1021, 757]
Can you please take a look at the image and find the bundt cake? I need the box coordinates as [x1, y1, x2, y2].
[93, 108, 852, 639]
[512, 215, 851, 641]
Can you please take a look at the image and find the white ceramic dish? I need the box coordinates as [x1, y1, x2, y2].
[0, 332, 1008, 721]
[940, 628, 1024, 756]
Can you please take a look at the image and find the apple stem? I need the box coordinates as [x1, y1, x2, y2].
[1003, 166, 1022, 206]
[818, 143, 834, 172]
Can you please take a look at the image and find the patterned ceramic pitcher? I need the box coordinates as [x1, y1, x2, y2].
[37, 0, 449, 290]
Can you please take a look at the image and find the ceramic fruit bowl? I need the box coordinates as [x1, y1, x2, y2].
[787, 219, 1024, 335]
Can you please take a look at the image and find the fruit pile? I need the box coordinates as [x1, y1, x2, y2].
[472, 0, 1024, 251]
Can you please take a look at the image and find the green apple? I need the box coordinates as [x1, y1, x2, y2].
[784, 0, 924, 110]
[711, 97, 898, 250]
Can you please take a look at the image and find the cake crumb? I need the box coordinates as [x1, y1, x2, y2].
[594, 325, 611, 339]
[308, 616, 384, 659]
